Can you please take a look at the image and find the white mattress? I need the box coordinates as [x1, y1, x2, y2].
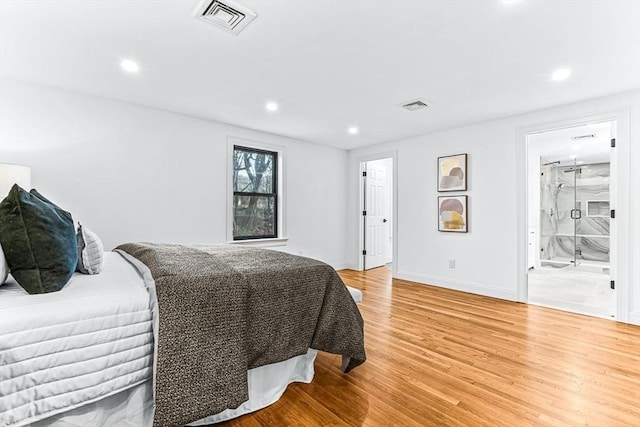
[27, 349, 318, 427]
[0, 253, 154, 427]
[346, 286, 362, 303]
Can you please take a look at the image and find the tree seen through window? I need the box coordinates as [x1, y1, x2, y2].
[233, 146, 277, 239]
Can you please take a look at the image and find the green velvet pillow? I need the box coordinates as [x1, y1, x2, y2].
[0, 185, 78, 294]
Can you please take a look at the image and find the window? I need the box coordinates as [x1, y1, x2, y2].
[232, 145, 277, 240]
[227, 137, 287, 245]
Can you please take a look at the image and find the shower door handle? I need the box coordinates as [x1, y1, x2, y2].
[570, 209, 582, 220]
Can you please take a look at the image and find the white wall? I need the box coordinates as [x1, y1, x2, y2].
[2, 78, 638, 323]
[348, 90, 640, 325]
[0, 79, 349, 268]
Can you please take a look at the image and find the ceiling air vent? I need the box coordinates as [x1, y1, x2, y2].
[401, 99, 429, 111]
[572, 134, 596, 140]
[193, 0, 257, 35]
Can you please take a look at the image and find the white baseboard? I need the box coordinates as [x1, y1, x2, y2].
[395, 271, 519, 301]
[332, 263, 355, 271]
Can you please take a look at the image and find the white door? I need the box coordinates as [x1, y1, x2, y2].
[364, 160, 391, 269]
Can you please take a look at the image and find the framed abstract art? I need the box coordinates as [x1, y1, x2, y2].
[437, 153, 467, 192]
[438, 195, 468, 232]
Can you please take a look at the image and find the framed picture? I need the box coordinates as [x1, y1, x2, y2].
[438, 153, 467, 192]
[438, 195, 468, 232]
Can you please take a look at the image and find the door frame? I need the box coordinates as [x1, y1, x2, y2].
[516, 109, 631, 323]
[356, 151, 398, 273]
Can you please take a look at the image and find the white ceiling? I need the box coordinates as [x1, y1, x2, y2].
[1, 0, 639, 150]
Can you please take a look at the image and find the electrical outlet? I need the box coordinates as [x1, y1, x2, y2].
[448, 259, 455, 269]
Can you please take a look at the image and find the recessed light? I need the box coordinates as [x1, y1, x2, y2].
[265, 102, 279, 112]
[551, 68, 571, 82]
[120, 59, 140, 73]
[348, 126, 359, 135]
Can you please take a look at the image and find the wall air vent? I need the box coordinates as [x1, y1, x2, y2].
[401, 99, 429, 111]
[572, 134, 596, 140]
[193, 0, 257, 35]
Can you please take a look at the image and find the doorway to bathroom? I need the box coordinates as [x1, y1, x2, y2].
[527, 121, 615, 319]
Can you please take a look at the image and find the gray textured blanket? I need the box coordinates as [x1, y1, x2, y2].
[116, 243, 365, 427]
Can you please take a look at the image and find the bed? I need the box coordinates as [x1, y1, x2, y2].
[0, 246, 365, 427]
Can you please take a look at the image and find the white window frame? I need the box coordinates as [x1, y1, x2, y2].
[226, 136, 288, 246]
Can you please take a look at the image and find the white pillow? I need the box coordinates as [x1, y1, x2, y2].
[0, 242, 8, 285]
[76, 223, 104, 275]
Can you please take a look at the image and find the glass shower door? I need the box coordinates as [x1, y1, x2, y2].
[558, 162, 580, 266]
[540, 160, 580, 267]
[575, 162, 611, 268]
[568, 162, 581, 266]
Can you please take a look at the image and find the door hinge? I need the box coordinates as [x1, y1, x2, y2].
[362, 171, 367, 177]
[610, 280, 615, 290]
[362, 250, 367, 255]
[611, 138, 616, 148]
[362, 210, 367, 216]
[611, 209, 615, 218]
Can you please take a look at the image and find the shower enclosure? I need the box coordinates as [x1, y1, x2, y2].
[539, 160, 610, 268]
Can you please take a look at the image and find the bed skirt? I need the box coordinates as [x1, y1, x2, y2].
[26, 349, 317, 427]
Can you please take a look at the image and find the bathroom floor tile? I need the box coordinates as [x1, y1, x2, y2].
[528, 266, 614, 319]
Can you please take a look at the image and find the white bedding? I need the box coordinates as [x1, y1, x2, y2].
[0, 253, 153, 427]
[26, 349, 318, 427]
[1, 250, 361, 427]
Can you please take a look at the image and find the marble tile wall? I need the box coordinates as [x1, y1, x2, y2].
[540, 162, 610, 264]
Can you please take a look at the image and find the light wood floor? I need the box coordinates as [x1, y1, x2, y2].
[221, 267, 640, 426]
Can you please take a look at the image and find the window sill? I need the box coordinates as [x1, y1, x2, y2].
[227, 237, 289, 248]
